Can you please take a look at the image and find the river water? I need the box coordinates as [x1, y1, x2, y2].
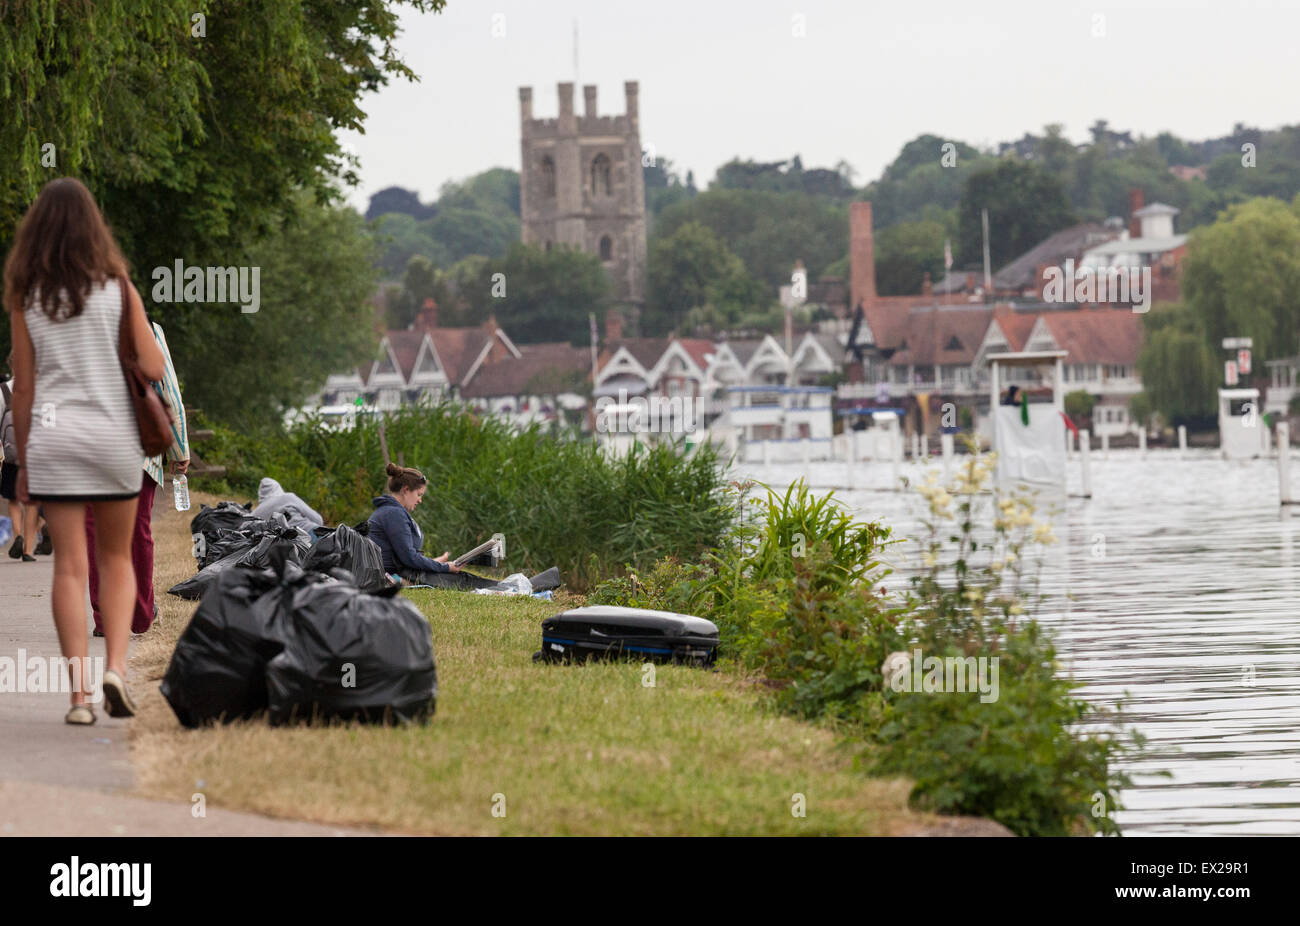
[733, 449, 1300, 836]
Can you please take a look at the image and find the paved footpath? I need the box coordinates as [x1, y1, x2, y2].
[0, 507, 372, 836]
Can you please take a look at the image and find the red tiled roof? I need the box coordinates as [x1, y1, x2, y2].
[387, 330, 425, 382]
[461, 342, 590, 398]
[994, 312, 1038, 352]
[429, 323, 496, 386]
[675, 338, 716, 373]
[889, 306, 994, 366]
[1037, 309, 1143, 365]
[619, 337, 673, 369]
[865, 295, 942, 350]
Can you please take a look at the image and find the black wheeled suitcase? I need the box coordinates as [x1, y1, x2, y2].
[535, 605, 719, 667]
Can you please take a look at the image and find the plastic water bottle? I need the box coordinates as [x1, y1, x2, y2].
[173, 474, 191, 511]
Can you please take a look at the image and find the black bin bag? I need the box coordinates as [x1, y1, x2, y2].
[168, 515, 311, 600]
[303, 523, 389, 592]
[190, 502, 257, 568]
[265, 565, 436, 726]
[198, 520, 271, 569]
[160, 564, 290, 727]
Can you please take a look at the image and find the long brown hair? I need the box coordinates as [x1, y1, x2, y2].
[386, 462, 427, 493]
[3, 177, 128, 320]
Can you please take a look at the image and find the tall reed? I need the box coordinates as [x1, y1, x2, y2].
[196, 403, 734, 590]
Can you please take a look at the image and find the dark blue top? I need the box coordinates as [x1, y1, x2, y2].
[367, 495, 447, 573]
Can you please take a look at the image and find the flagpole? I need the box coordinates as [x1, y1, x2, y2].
[981, 209, 992, 301]
[943, 237, 953, 306]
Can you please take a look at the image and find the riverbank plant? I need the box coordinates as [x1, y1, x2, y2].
[590, 461, 1136, 835]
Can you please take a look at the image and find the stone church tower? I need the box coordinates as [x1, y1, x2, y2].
[518, 81, 647, 313]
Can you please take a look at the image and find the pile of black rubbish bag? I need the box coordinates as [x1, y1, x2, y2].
[161, 502, 434, 728]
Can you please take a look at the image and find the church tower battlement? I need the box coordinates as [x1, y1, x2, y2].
[519, 81, 647, 312]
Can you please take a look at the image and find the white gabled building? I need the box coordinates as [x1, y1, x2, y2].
[744, 334, 792, 385]
[790, 332, 846, 386]
[366, 334, 411, 411]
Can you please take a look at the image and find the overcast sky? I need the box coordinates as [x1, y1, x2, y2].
[340, 0, 1300, 210]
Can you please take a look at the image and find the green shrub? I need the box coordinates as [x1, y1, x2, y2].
[696, 480, 898, 665]
[866, 450, 1136, 835]
[869, 619, 1130, 836]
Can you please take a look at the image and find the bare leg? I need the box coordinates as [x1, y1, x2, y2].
[21, 501, 38, 555]
[89, 497, 139, 676]
[42, 503, 93, 706]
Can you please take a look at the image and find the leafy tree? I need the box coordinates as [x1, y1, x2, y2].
[0, 0, 442, 407]
[958, 159, 1076, 268]
[370, 212, 446, 277]
[1128, 392, 1154, 429]
[1064, 390, 1097, 431]
[1204, 126, 1300, 205]
[712, 155, 856, 200]
[644, 155, 696, 229]
[646, 221, 767, 334]
[875, 221, 947, 296]
[385, 254, 439, 329]
[365, 186, 435, 221]
[864, 135, 992, 229]
[425, 207, 519, 265]
[654, 189, 847, 291]
[882, 135, 982, 182]
[1181, 196, 1300, 361]
[436, 167, 520, 219]
[454, 244, 610, 345]
[1035, 124, 1077, 179]
[1135, 303, 1219, 423]
[1156, 131, 1199, 167]
[183, 195, 380, 426]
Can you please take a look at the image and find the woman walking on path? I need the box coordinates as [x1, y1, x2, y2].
[86, 321, 188, 638]
[4, 178, 166, 725]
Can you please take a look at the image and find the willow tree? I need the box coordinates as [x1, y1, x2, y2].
[1181, 195, 1300, 361]
[1136, 302, 1219, 423]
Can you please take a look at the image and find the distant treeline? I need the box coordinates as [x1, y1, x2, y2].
[371, 121, 1300, 340]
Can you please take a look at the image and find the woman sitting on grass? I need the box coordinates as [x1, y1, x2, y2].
[368, 463, 499, 590]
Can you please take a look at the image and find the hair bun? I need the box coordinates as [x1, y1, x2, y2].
[385, 462, 403, 476]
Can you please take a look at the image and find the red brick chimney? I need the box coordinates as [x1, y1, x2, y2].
[415, 297, 438, 332]
[849, 201, 877, 315]
[1034, 262, 1051, 300]
[1128, 188, 1145, 239]
[604, 308, 623, 343]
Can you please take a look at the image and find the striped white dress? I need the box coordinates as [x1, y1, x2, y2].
[24, 279, 143, 500]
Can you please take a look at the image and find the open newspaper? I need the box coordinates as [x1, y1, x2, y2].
[453, 535, 504, 567]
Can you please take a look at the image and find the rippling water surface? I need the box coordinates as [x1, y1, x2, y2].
[734, 449, 1300, 836]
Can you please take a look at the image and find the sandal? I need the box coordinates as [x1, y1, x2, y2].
[65, 704, 96, 725]
[101, 669, 137, 718]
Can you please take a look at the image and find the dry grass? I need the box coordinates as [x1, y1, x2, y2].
[128, 489, 938, 835]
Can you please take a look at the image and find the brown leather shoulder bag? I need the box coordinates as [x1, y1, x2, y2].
[117, 276, 174, 457]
